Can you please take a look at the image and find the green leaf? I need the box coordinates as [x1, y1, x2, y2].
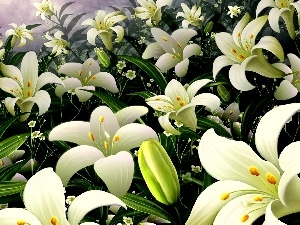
[0, 133, 29, 159]
[0, 158, 29, 182]
[202, 170, 214, 190]
[0, 193, 21, 204]
[7, 52, 26, 66]
[87, 90, 127, 112]
[26, 24, 42, 30]
[0, 181, 26, 198]
[241, 96, 273, 142]
[123, 35, 146, 56]
[119, 55, 167, 90]
[119, 193, 175, 223]
[178, 127, 200, 139]
[66, 13, 86, 34]
[127, 91, 155, 99]
[110, 208, 148, 225]
[217, 84, 230, 102]
[197, 116, 232, 138]
[161, 11, 178, 30]
[59, 1, 75, 19]
[3, 35, 13, 63]
[68, 178, 96, 190]
[0, 114, 24, 139]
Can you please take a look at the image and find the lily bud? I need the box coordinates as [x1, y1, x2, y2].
[138, 139, 180, 205]
[95, 47, 111, 68]
[204, 21, 213, 34]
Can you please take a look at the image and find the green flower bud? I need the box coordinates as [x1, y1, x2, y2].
[138, 139, 180, 205]
[95, 47, 110, 68]
[204, 21, 214, 34]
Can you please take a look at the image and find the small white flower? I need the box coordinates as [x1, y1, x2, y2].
[31, 131, 41, 139]
[33, 0, 54, 20]
[191, 165, 201, 173]
[134, 150, 139, 157]
[163, 131, 172, 137]
[146, 83, 151, 87]
[65, 195, 76, 205]
[227, 5, 241, 18]
[176, 3, 204, 29]
[5, 23, 34, 48]
[123, 216, 133, 225]
[116, 61, 126, 70]
[125, 70, 136, 80]
[28, 120, 36, 128]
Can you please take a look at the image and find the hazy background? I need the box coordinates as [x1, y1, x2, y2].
[0, 0, 134, 51]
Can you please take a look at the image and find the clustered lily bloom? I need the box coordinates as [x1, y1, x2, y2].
[256, 0, 300, 39]
[273, 53, 300, 100]
[81, 10, 127, 51]
[176, 3, 204, 29]
[0, 168, 126, 225]
[49, 105, 158, 196]
[134, 0, 172, 27]
[213, 13, 285, 91]
[142, 27, 202, 77]
[0, 51, 64, 121]
[227, 5, 242, 18]
[146, 79, 220, 135]
[44, 31, 70, 56]
[33, 0, 54, 20]
[186, 103, 300, 224]
[55, 58, 119, 102]
[5, 23, 34, 48]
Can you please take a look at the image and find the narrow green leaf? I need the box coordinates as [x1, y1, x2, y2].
[59, 1, 75, 19]
[0, 133, 29, 159]
[0, 193, 21, 204]
[178, 127, 200, 139]
[68, 178, 96, 190]
[217, 84, 230, 102]
[127, 91, 155, 99]
[0, 158, 29, 182]
[119, 193, 175, 223]
[7, 52, 26, 66]
[202, 170, 214, 190]
[0, 181, 26, 197]
[197, 116, 232, 138]
[119, 55, 167, 90]
[26, 24, 42, 30]
[0, 114, 24, 139]
[3, 35, 13, 63]
[123, 35, 146, 56]
[66, 13, 86, 34]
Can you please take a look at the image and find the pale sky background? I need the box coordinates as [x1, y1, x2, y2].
[0, 0, 133, 51]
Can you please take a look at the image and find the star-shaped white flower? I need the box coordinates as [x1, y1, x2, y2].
[0, 168, 126, 225]
[142, 27, 202, 77]
[33, 0, 54, 20]
[0, 51, 64, 121]
[5, 23, 34, 48]
[227, 5, 241, 18]
[49, 105, 158, 196]
[81, 10, 127, 51]
[256, 0, 300, 39]
[55, 58, 118, 102]
[146, 79, 220, 135]
[186, 103, 300, 224]
[213, 13, 285, 91]
[176, 3, 204, 29]
[134, 0, 172, 27]
[44, 31, 70, 56]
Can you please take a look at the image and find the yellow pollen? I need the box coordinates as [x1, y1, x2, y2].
[240, 214, 249, 222]
[10, 89, 14, 93]
[104, 141, 109, 150]
[27, 81, 31, 87]
[99, 116, 104, 122]
[17, 220, 26, 225]
[92, 75, 97, 79]
[253, 195, 263, 201]
[176, 96, 181, 101]
[237, 32, 241, 37]
[89, 132, 95, 141]
[100, 26, 103, 29]
[157, 106, 162, 110]
[237, 55, 245, 60]
[177, 42, 182, 48]
[231, 49, 237, 54]
[162, 36, 168, 41]
[266, 173, 277, 185]
[114, 135, 120, 141]
[167, 105, 173, 109]
[51, 216, 58, 225]
[84, 77, 88, 83]
[249, 166, 260, 176]
[250, 34, 254, 39]
[280, 2, 284, 7]
[79, 70, 82, 76]
[0, 160, 4, 165]
[88, 61, 92, 66]
[220, 192, 230, 200]
[229, 110, 233, 115]
[155, 97, 161, 100]
[27, 90, 32, 97]
[179, 101, 185, 106]
[171, 55, 176, 59]
[14, 76, 18, 80]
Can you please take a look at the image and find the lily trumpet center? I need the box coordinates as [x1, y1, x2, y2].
[78, 60, 97, 86]
[9, 78, 33, 99]
[161, 36, 184, 60]
[276, 0, 292, 8]
[88, 115, 120, 156]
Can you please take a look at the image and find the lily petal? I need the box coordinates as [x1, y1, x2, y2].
[171, 29, 197, 48]
[22, 90, 51, 115]
[110, 25, 125, 43]
[268, 8, 289, 33]
[86, 28, 101, 46]
[186, 79, 212, 100]
[155, 53, 180, 73]
[48, 121, 93, 146]
[23, 168, 69, 225]
[58, 63, 82, 79]
[36, 72, 65, 91]
[212, 55, 236, 80]
[183, 43, 202, 59]
[174, 58, 189, 77]
[255, 103, 300, 170]
[56, 145, 104, 186]
[94, 151, 134, 196]
[165, 79, 189, 109]
[274, 80, 298, 100]
[156, 0, 172, 9]
[0, 208, 41, 225]
[158, 113, 181, 135]
[75, 86, 95, 102]
[4, 97, 20, 116]
[81, 58, 100, 78]
[115, 106, 148, 127]
[88, 72, 119, 93]
[186, 180, 255, 225]
[21, 51, 38, 95]
[229, 62, 255, 91]
[142, 42, 164, 59]
[0, 77, 22, 98]
[256, 0, 276, 16]
[0, 64, 23, 85]
[151, 27, 180, 54]
[55, 78, 82, 98]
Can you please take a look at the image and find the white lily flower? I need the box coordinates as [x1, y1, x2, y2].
[0, 51, 64, 121]
[33, 0, 54, 20]
[146, 79, 220, 135]
[142, 27, 202, 77]
[55, 58, 119, 102]
[81, 10, 127, 51]
[134, 0, 172, 27]
[186, 103, 300, 224]
[213, 13, 285, 91]
[44, 31, 70, 56]
[227, 5, 241, 18]
[273, 53, 300, 100]
[256, 0, 300, 39]
[5, 23, 34, 48]
[49, 106, 158, 196]
[0, 168, 126, 225]
[176, 3, 204, 29]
